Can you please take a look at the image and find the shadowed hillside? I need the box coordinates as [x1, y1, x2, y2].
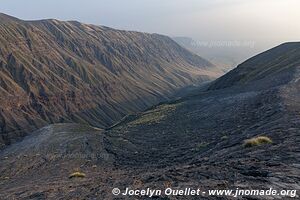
[0, 13, 222, 147]
[209, 42, 300, 90]
[0, 43, 299, 199]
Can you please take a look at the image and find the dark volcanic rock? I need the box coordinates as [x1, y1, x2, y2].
[0, 43, 300, 199]
[0, 13, 222, 147]
[209, 42, 300, 90]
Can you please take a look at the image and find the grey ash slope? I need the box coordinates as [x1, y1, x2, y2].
[0, 13, 221, 147]
[1, 44, 300, 199]
[209, 42, 300, 90]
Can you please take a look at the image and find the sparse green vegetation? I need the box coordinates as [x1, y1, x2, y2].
[130, 112, 165, 125]
[69, 172, 86, 179]
[243, 136, 272, 148]
[130, 103, 180, 125]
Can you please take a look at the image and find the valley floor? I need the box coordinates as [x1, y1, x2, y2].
[1, 76, 300, 199]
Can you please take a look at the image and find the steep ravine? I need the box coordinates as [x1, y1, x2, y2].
[0, 13, 222, 147]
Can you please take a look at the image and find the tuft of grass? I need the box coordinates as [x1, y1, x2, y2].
[69, 172, 86, 179]
[243, 136, 272, 148]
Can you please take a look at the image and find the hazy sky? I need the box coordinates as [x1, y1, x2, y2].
[1, 0, 299, 50]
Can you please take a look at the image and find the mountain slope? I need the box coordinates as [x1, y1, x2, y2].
[0, 13, 222, 147]
[209, 42, 300, 90]
[1, 43, 299, 199]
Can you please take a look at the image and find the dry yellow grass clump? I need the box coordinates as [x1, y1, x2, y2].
[69, 172, 86, 179]
[244, 136, 272, 148]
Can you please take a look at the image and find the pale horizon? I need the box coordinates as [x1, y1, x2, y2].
[1, 0, 299, 62]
